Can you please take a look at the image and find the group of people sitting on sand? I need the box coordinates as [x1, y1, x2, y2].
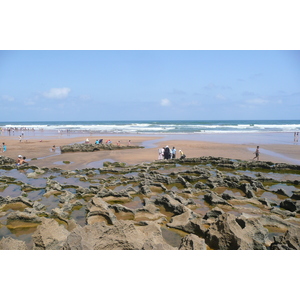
[91, 139, 131, 146]
[158, 146, 186, 160]
[16, 155, 27, 166]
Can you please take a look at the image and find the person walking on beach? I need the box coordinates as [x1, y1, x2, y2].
[294, 132, 299, 143]
[2, 142, 6, 152]
[253, 146, 260, 161]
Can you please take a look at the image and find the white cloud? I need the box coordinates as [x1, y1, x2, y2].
[245, 98, 269, 105]
[24, 100, 35, 106]
[2, 95, 15, 101]
[43, 87, 71, 99]
[216, 94, 226, 100]
[204, 83, 217, 90]
[160, 98, 171, 106]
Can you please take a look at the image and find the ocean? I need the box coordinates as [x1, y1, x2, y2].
[1, 120, 300, 134]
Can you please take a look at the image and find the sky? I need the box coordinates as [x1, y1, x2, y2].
[1, 50, 299, 122]
[1, 50, 300, 122]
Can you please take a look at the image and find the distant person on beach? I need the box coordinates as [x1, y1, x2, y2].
[179, 150, 186, 160]
[128, 140, 131, 146]
[85, 138, 89, 143]
[172, 147, 176, 159]
[158, 147, 164, 160]
[2, 142, 6, 152]
[295, 132, 299, 143]
[164, 146, 171, 159]
[16, 155, 23, 165]
[20, 156, 27, 165]
[19, 135, 22, 142]
[52, 145, 56, 151]
[253, 146, 260, 161]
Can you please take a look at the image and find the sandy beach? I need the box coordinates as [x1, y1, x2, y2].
[1, 131, 299, 170]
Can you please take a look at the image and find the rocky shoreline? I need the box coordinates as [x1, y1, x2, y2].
[60, 143, 144, 153]
[0, 155, 300, 250]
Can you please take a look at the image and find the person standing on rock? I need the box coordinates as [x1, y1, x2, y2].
[253, 146, 260, 161]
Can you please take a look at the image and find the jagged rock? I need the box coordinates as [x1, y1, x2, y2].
[279, 199, 298, 212]
[0, 155, 15, 165]
[224, 175, 241, 188]
[138, 222, 176, 250]
[33, 201, 46, 211]
[139, 183, 152, 195]
[154, 194, 186, 215]
[260, 214, 295, 231]
[167, 209, 208, 237]
[60, 143, 143, 153]
[59, 190, 76, 203]
[135, 203, 167, 221]
[3, 196, 33, 207]
[206, 177, 222, 189]
[270, 227, 300, 250]
[178, 234, 207, 250]
[205, 213, 268, 250]
[63, 220, 175, 250]
[258, 197, 272, 208]
[97, 189, 132, 200]
[51, 207, 69, 220]
[7, 211, 42, 223]
[45, 179, 62, 192]
[0, 183, 8, 190]
[275, 188, 290, 197]
[270, 207, 296, 218]
[87, 197, 117, 225]
[222, 193, 234, 201]
[0, 237, 28, 250]
[194, 181, 208, 189]
[203, 207, 225, 220]
[32, 218, 70, 250]
[204, 192, 233, 207]
[291, 190, 300, 200]
[177, 175, 192, 188]
[239, 183, 256, 198]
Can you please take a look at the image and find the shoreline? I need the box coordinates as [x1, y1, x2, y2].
[0, 132, 299, 170]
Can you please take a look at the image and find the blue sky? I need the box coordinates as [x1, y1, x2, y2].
[1, 50, 299, 121]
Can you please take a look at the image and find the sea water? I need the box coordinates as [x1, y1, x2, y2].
[0, 120, 299, 145]
[1, 120, 299, 133]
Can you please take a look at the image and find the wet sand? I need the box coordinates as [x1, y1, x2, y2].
[1, 132, 300, 170]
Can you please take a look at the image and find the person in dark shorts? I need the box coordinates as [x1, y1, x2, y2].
[253, 146, 260, 161]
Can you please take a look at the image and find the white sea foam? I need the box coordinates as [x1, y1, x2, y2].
[1, 121, 300, 134]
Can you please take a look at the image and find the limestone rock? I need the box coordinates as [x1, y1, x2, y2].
[32, 218, 70, 250]
[205, 213, 268, 250]
[179, 234, 207, 250]
[0, 237, 28, 250]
